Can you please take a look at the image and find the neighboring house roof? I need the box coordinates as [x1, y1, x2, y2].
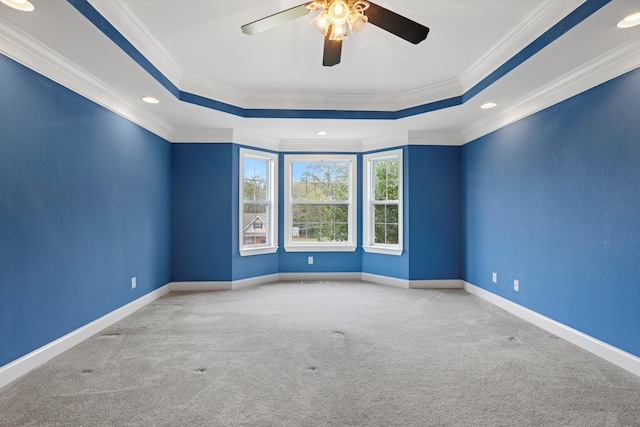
[243, 214, 267, 232]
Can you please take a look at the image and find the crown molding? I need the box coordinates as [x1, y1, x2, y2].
[460, 0, 586, 92]
[93, 0, 583, 113]
[232, 129, 280, 152]
[279, 139, 363, 153]
[0, 15, 173, 141]
[395, 78, 463, 111]
[462, 34, 640, 144]
[4, 0, 630, 151]
[180, 72, 247, 108]
[169, 128, 234, 143]
[88, 0, 183, 86]
[361, 132, 409, 152]
[408, 131, 465, 147]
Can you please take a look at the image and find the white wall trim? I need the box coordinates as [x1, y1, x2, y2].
[460, 0, 585, 91]
[279, 272, 363, 283]
[463, 281, 640, 378]
[0, 16, 173, 141]
[4, 4, 636, 152]
[233, 274, 281, 290]
[89, 0, 184, 85]
[0, 284, 171, 390]
[170, 281, 232, 292]
[463, 34, 640, 144]
[410, 279, 463, 289]
[171, 272, 461, 288]
[279, 139, 363, 153]
[361, 273, 409, 289]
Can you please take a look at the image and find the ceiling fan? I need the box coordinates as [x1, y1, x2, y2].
[241, 1, 429, 67]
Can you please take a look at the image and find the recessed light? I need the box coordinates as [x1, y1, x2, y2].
[481, 102, 498, 109]
[0, 0, 35, 12]
[617, 11, 640, 28]
[316, 131, 328, 136]
[142, 96, 160, 104]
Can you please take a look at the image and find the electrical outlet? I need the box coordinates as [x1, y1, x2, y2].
[492, 272, 497, 283]
[131, 277, 137, 289]
[308, 256, 314, 265]
[514, 280, 519, 292]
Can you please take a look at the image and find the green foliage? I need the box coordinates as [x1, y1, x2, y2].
[371, 158, 400, 245]
[374, 203, 399, 244]
[373, 159, 399, 201]
[292, 161, 350, 202]
[243, 173, 267, 202]
[291, 160, 351, 242]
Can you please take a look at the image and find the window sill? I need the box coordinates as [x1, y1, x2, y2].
[239, 246, 279, 257]
[284, 244, 357, 253]
[362, 246, 403, 256]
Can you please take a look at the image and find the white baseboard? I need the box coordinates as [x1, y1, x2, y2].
[0, 283, 171, 390]
[410, 279, 463, 289]
[463, 281, 640, 378]
[233, 273, 280, 290]
[361, 273, 409, 289]
[170, 281, 232, 292]
[279, 272, 362, 283]
[171, 273, 463, 290]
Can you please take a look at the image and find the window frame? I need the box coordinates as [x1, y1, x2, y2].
[239, 148, 279, 257]
[363, 149, 403, 256]
[284, 154, 357, 252]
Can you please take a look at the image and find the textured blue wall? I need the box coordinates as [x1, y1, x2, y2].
[171, 145, 462, 281]
[462, 67, 640, 357]
[0, 54, 172, 367]
[171, 143, 233, 281]
[407, 145, 462, 280]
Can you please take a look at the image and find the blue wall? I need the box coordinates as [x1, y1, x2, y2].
[462, 67, 640, 358]
[407, 145, 462, 280]
[171, 143, 234, 281]
[171, 145, 462, 282]
[361, 145, 462, 281]
[0, 54, 172, 367]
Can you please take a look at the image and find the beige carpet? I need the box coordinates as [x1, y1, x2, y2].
[1, 281, 639, 426]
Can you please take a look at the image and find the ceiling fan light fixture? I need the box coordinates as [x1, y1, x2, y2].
[617, 11, 640, 28]
[329, 22, 348, 41]
[311, 12, 330, 36]
[328, 0, 350, 23]
[0, 0, 35, 12]
[309, 0, 371, 40]
[348, 13, 368, 34]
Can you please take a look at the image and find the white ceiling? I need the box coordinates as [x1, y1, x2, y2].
[0, 0, 639, 146]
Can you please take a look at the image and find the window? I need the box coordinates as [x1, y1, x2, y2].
[284, 154, 357, 252]
[239, 148, 278, 256]
[363, 149, 403, 255]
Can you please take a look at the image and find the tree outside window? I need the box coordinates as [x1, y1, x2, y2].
[285, 155, 356, 252]
[239, 149, 278, 256]
[363, 149, 403, 255]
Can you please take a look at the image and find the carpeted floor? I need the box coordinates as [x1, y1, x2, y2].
[1, 281, 640, 426]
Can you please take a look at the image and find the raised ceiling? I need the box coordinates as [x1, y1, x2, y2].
[0, 0, 639, 147]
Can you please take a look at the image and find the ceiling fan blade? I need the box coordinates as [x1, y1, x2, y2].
[241, 3, 311, 35]
[323, 35, 342, 67]
[365, 2, 429, 44]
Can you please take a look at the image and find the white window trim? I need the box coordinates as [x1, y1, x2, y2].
[284, 154, 357, 252]
[363, 149, 403, 256]
[239, 148, 279, 256]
